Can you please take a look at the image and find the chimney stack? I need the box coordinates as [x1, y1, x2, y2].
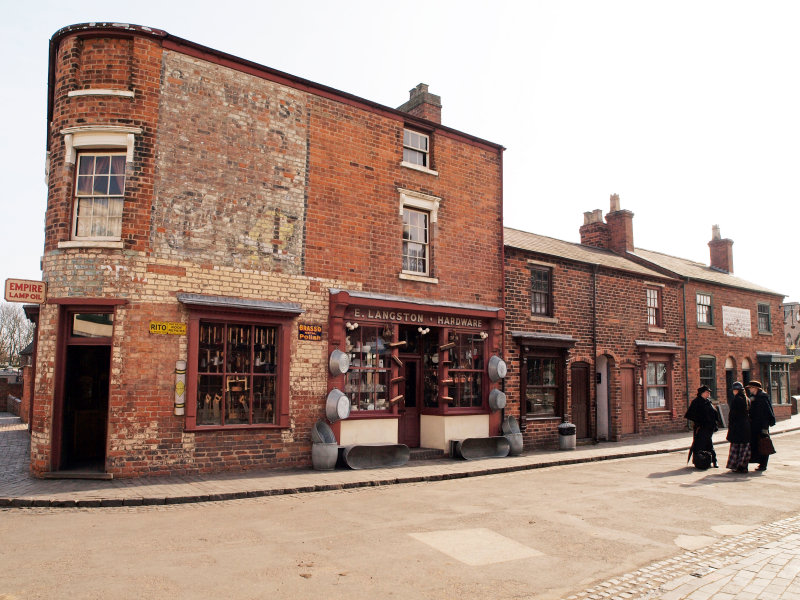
[708, 224, 734, 273]
[605, 194, 634, 254]
[397, 83, 442, 124]
[579, 209, 609, 249]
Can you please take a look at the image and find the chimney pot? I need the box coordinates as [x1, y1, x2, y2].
[610, 193, 620, 212]
[712, 224, 721, 240]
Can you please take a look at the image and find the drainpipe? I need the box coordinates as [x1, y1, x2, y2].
[592, 264, 599, 442]
[683, 277, 690, 410]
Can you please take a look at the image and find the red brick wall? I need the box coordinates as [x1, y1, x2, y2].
[305, 96, 504, 308]
[682, 280, 788, 416]
[45, 33, 161, 254]
[504, 246, 686, 450]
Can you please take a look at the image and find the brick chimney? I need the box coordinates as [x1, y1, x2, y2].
[579, 209, 608, 249]
[708, 224, 734, 273]
[605, 194, 634, 254]
[397, 83, 442, 124]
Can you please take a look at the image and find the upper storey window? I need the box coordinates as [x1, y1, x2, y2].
[402, 207, 429, 275]
[646, 287, 663, 327]
[74, 153, 126, 239]
[403, 129, 429, 168]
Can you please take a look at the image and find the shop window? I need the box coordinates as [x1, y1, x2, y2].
[764, 363, 790, 405]
[73, 153, 126, 240]
[699, 356, 716, 398]
[403, 129, 429, 168]
[531, 267, 552, 316]
[696, 292, 713, 325]
[345, 325, 391, 412]
[645, 360, 669, 409]
[447, 331, 484, 408]
[195, 322, 279, 426]
[524, 355, 561, 418]
[402, 208, 430, 275]
[758, 303, 772, 333]
[646, 287, 662, 327]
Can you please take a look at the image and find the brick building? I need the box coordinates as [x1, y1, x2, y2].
[32, 23, 505, 478]
[504, 214, 685, 448]
[504, 195, 789, 450]
[630, 225, 791, 419]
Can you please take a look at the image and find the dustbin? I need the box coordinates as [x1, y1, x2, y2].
[558, 422, 576, 450]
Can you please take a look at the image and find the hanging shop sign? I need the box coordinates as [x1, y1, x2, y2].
[4, 279, 46, 303]
[299, 323, 323, 341]
[350, 307, 484, 329]
[149, 321, 187, 335]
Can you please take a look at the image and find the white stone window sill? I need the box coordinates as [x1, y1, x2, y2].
[58, 240, 124, 249]
[399, 272, 439, 284]
[68, 89, 135, 98]
[401, 161, 438, 176]
[648, 326, 667, 334]
[530, 315, 558, 324]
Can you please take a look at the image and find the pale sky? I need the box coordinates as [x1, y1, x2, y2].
[3, 0, 798, 305]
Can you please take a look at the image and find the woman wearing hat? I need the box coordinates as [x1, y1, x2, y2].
[726, 381, 751, 472]
[684, 385, 719, 468]
[747, 380, 776, 471]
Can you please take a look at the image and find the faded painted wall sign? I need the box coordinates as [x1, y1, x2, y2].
[722, 306, 752, 338]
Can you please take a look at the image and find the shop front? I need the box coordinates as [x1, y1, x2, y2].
[328, 289, 505, 451]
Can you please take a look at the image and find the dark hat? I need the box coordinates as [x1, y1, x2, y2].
[697, 385, 712, 395]
[732, 381, 744, 391]
[746, 380, 763, 389]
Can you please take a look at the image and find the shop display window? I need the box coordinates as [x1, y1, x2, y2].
[525, 356, 559, 417]
[448, 332, 484, 408]
[345, 326, 391, 411]
[196, 322, 278, 426]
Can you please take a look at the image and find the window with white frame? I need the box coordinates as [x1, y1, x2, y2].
[696, 292, 713, 325]
[403, 129, 429, 168]
[402, 208, 429, 275]
[646, 287, 662, 327]
[398, 189, 439, 281]
[73, 153, 126, 239]
[646, 360, 669, 409]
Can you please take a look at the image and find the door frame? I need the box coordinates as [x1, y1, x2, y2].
[51, 301, 120, 471]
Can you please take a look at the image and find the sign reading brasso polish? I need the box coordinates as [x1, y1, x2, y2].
[4, 279, 46, 303]
[351, 308, 484, 328]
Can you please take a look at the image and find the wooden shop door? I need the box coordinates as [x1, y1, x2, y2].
[620, 366, 636, 435]
[571, 362, 590, 438]
[398, 358, 420, 447]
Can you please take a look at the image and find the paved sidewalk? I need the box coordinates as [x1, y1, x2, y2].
[568, 513, 800, 600]
[2, 412, 799, 509]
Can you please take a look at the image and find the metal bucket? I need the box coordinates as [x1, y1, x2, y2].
[487, 355, 507, 382]
[311, 443, 339, 471]
[325, 388, 351, 422]
[311, 420, 337, 444]
[488, 388, 506, 411]
[452, 436, 511, 460]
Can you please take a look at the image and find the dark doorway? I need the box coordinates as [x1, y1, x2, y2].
[398, 358, 420, 447]
[571, 362, 590, 438]
[60, 345, 110, 470]
[725, 369, 735, 402]
[620, 366, 635, 435]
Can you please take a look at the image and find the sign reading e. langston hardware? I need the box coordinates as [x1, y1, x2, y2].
[4, 279, 46, 304]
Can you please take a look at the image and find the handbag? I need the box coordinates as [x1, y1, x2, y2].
[758, 434, 776, 456]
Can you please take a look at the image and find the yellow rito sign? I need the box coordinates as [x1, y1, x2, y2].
[149, 321, 187, 335]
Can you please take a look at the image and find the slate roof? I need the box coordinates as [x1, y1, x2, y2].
[632, 248, 781, 296]
[503, 227, 670, 280]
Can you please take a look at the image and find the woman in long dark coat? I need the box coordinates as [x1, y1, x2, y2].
[726, 381, 751, 472]
[747, 380, 776, 471]
[685, 385, 719, 468]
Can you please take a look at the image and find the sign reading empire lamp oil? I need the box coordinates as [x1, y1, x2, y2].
[4, 279, 46, 303]
[149, 321, 188, 335]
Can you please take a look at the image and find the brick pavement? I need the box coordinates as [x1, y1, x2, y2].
[2, 411, 799, 509]
[567, 513, 800, 600]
